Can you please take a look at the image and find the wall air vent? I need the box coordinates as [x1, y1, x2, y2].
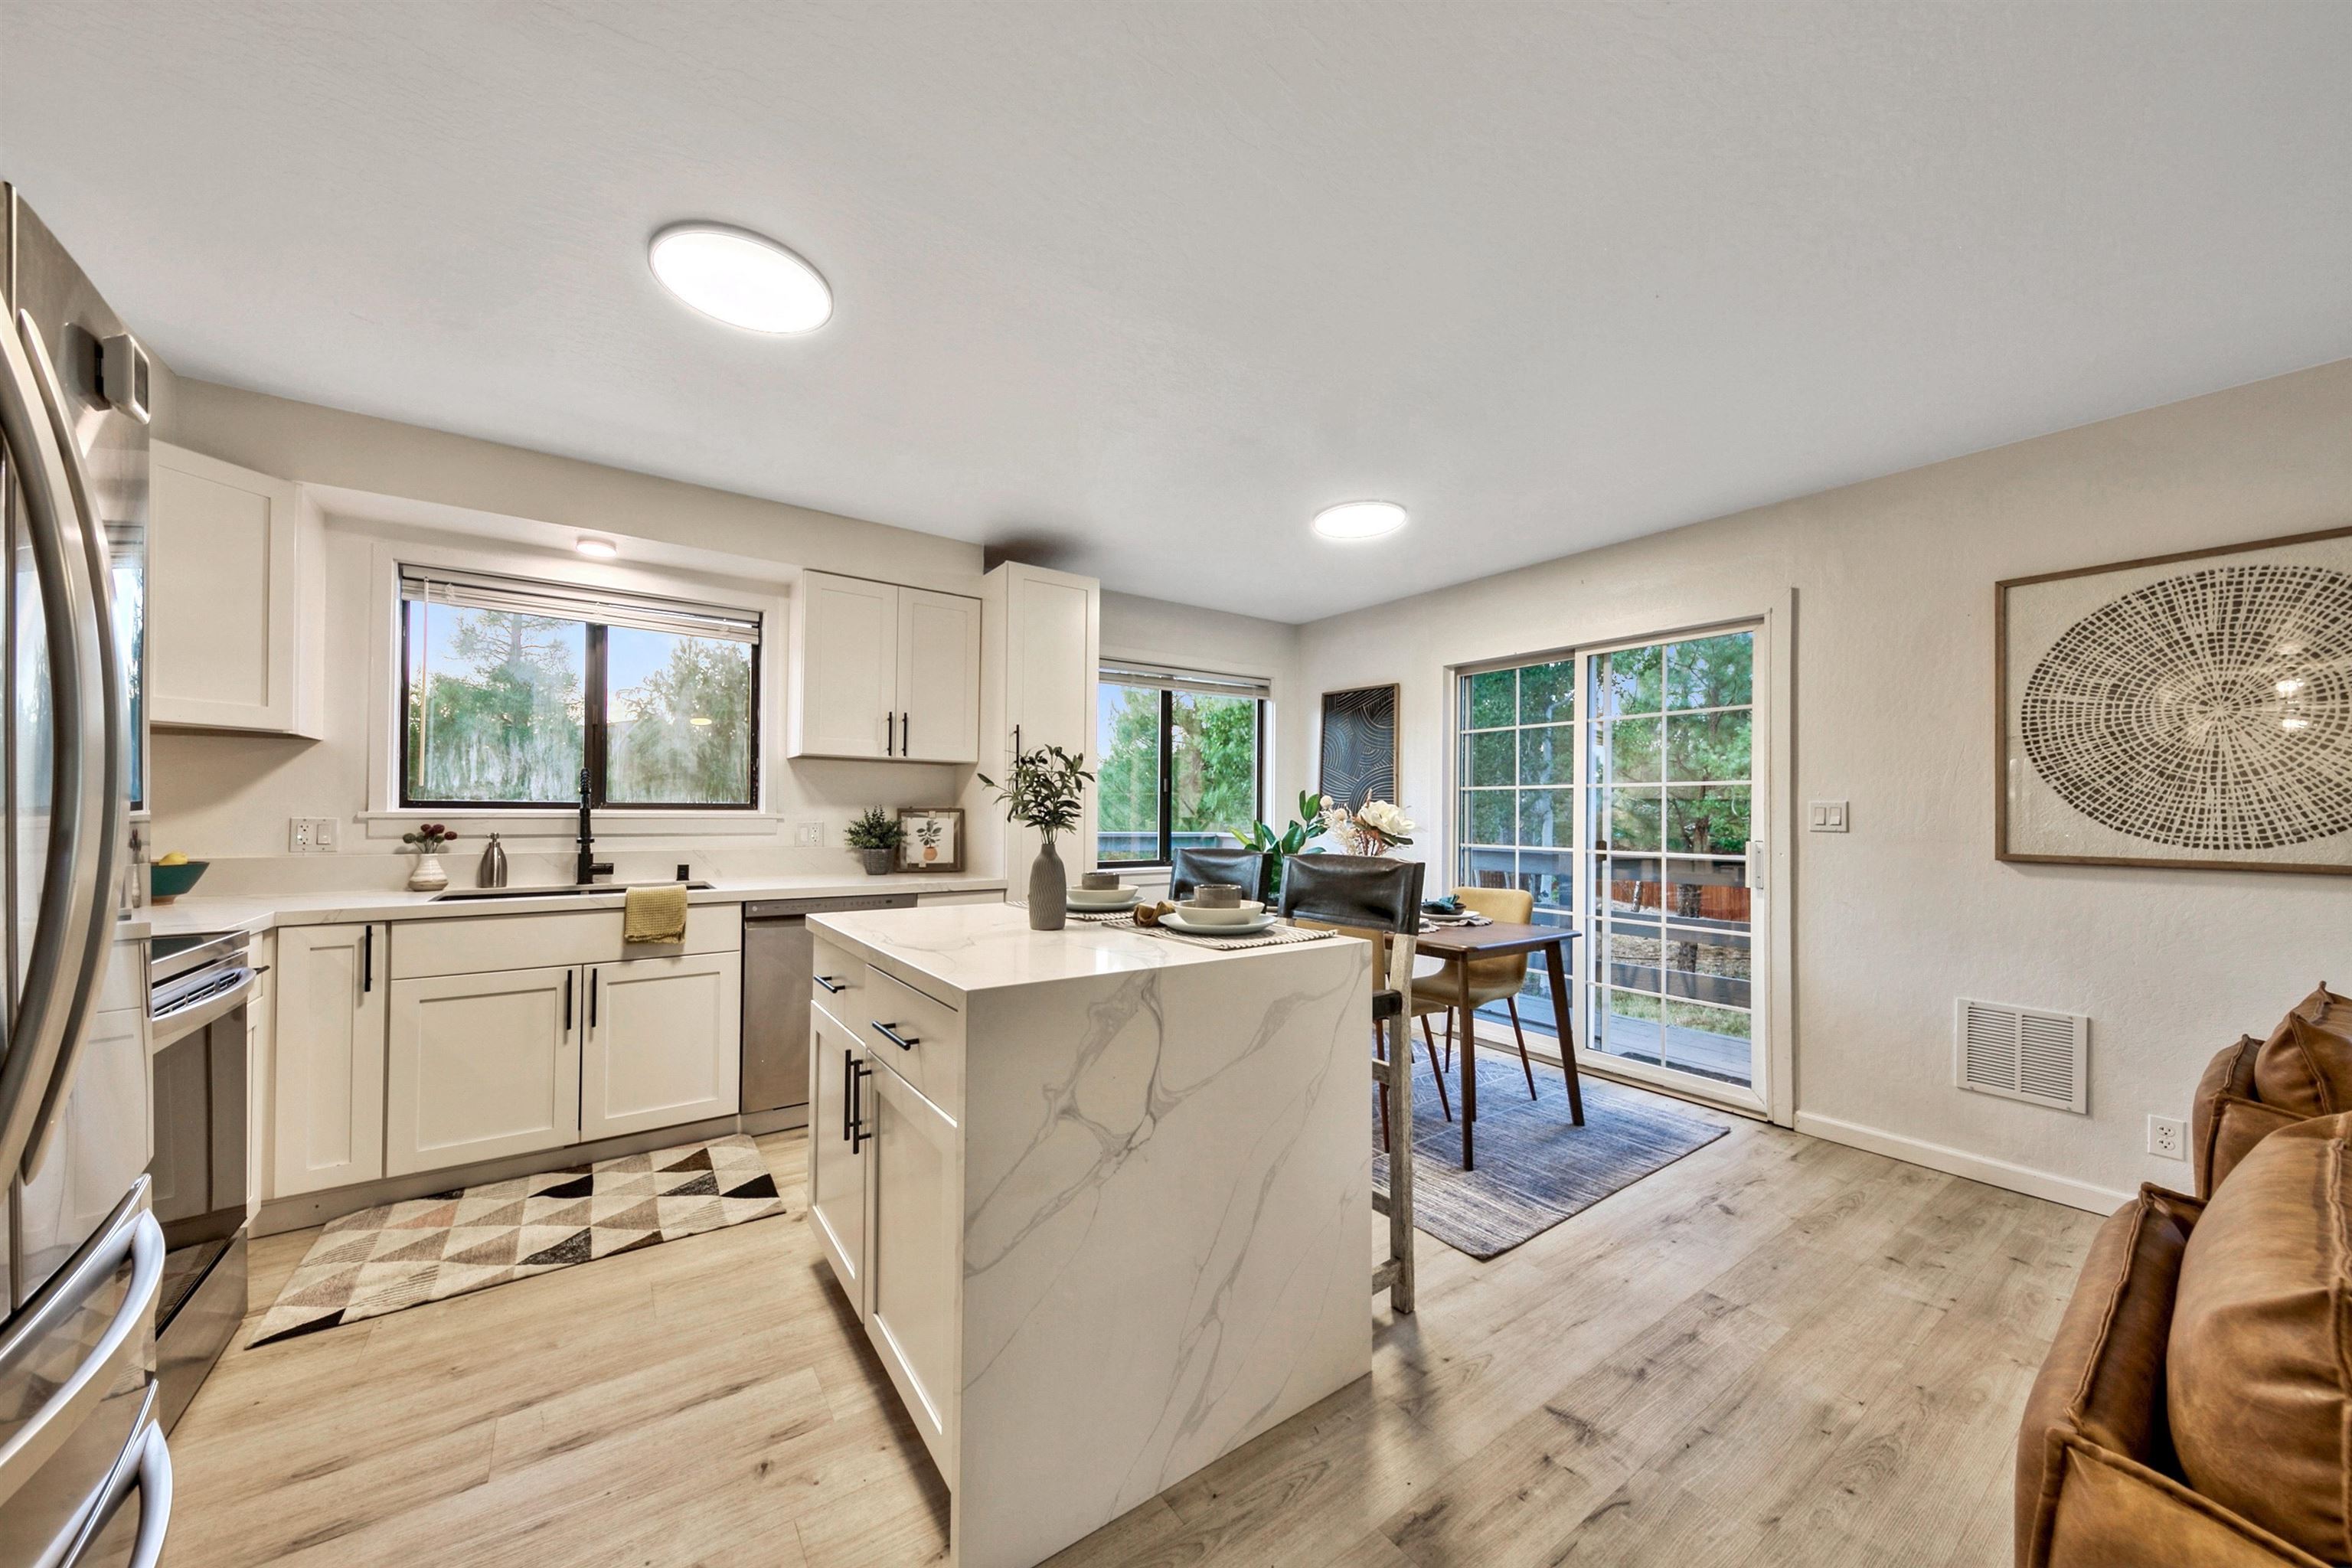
[1954, 998, 2087, 1114]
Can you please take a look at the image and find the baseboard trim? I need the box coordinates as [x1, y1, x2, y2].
[1792, 1111, 2131, 1215]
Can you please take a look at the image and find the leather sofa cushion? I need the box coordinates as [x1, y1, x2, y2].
[2168, 1114, 2352, 1564]
[2195, 1036, 2308, 1198]
[2254, 985, 2352, 1121]
[2017, 1186, 2200, 1566]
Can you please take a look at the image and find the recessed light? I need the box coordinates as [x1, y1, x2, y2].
[1312, 500, 1407, 541]
[648, 223, 831, 334]
[576, 536, 619, 560]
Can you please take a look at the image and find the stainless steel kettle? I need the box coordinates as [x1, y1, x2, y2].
[478, 831, 508, 889]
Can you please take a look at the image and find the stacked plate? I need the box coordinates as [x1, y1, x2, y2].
[1067, 884, 1143, 912]
[1161, 898, 1273, 936]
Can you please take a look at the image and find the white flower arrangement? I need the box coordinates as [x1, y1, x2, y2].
[1321, 796, 1416, 856]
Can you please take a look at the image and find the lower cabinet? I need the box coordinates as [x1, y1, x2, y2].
[864, 1056, 960, 1478]
[581, 951, 742, 1140]
[808, 1008, 870, 1315]
[273, 922, 388, 1197]
[386, 964, 581, 1177]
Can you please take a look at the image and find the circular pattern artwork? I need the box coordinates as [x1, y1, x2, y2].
[2020, 564, 2352, 851]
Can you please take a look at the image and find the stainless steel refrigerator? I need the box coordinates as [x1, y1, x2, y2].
[0, 188, 169, 1567]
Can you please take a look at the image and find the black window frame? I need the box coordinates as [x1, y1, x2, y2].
[399, 598, 762, 812]
[1094, 683, 1266, 869]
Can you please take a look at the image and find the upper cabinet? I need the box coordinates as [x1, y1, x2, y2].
[789, 570, 979, 763]
[149, 442, 325, 737]
[980, 563, 1100, 872]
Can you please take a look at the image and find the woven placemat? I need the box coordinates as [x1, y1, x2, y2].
[1108, 915, 1337, 951]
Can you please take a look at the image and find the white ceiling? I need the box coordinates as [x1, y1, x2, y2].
[6, 3, 2350, 622]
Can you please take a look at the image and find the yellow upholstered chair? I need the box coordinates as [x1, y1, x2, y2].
[1413, 885, 1542, 1102]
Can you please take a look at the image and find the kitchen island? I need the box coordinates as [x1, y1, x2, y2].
[805, 902, 1373, 1568]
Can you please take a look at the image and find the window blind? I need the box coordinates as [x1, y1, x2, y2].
[399, 566, 762, 644]
[1099, 660, 1271, 701]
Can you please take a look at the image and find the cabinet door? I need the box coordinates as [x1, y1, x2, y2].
[1004, 568, 1099, 872]
[385, 964, 580, 1177]
[149, 441, 309, 734]
[895, 588, 981, 763]
[808, 1010, 869, 1316]
[581, 951, 742, 1140]
[794, 571, 898, 758]
[864, 1058, 960, 1481]
[273, 923, 387, 1197]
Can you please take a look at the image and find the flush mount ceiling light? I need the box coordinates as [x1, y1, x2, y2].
[576, 536, 619, 560]
[648, 223, 831, 334]
[1312, 500, 1408, 541]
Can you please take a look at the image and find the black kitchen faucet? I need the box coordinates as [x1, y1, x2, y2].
[577, 767, 613, 884]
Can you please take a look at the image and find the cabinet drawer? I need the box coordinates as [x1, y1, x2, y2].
[391, 905, 743, 979]
[855, 967, 963, 1118]
[810, 936, 871, 1011]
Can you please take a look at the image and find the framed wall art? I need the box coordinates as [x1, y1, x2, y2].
[1996, 524, 2352, 874]
[1318, 683, 1399, 811]
[897, 807, 965, 873]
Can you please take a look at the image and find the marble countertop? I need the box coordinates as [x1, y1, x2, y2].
[810, 901, 1348, 1001]
[139, 872, 1008, 940]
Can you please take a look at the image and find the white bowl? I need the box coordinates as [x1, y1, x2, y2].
[1067, 886, 1141, 909]
[1161, 909, 1276, 937]
[1174, 898, 1266, 927]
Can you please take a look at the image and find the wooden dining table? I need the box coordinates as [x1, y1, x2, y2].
[1413, 921, 1583, 1171]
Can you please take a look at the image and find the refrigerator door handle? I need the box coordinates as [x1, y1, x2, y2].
[41, 1383, 173, 1568]
[0, 1185, 163, 1510]
[0, 304, 109, 1186]
[16, 309, 126, 1179]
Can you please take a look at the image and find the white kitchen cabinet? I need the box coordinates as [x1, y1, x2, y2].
[385, 963, 580, 1176]
[272, 923, 387, 1197]
[580, 950, 742, 1140]
[789, 570, 980, 762]
[149, 441, 323, 737]
[863, 1055, 961, 1477]
[808, 1007, 870, 1316]
[980, 562, 1100, 875]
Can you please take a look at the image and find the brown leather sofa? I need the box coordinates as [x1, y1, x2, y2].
[2016, 985, 2352, 1568]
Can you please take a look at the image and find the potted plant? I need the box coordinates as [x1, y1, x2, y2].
[400, 823, 459, 892]
[978, 744, 1093, 930]
[1230, 790, 1334, 901]
[846, 808, 905, 876]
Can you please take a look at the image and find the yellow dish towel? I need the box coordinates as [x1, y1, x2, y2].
[622, 884, 690, 945]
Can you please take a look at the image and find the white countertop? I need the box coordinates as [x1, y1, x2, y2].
[139, 872, 1007, 940]
[809, 901, 1347, 1001]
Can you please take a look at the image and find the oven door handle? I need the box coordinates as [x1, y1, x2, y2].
[149, 967, 256, 1050]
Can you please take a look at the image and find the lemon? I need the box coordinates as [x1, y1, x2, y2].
[157, 851, 189, 866]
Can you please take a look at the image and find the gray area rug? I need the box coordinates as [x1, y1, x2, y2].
[1374, 1051, 1729, 1259]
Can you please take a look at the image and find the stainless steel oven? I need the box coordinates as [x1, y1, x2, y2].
[145, 932, 252, 1434]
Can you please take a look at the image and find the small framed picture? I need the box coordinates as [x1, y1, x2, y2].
[897, 808, 965, 873]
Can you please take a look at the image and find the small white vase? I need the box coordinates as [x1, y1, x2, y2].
[408, 852, 449, 893]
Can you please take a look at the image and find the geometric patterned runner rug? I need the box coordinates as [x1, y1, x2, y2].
[250, 1133, 783, 1348]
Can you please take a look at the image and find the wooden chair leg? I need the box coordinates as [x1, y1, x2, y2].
[1418, 1016, 1452, 1121]
[1387, 1011, 1415, 1313]
[1378, 1080, 1392, 1154]
[1507, 998, 1539, 1100]
[1442, 1013, 1454, 1071]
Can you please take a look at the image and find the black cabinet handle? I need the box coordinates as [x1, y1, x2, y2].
[589, 969, 599, 1028]
[849, 1058, 871, 1152]
[886, 711, 895, 756]
[902, 710, 910, 753]
[361, 926, 374, 995]
[814, 974, 847, 995]
[564, 970, 574, 1033]
[841, 1047, 854, 1143]
[872, 1021, 919, 1051]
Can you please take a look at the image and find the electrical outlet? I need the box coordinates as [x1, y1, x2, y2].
[2147, 1115, 2187, 1160]
[795, 822, 824, 848]
[1807, 800, 1850, 832]
[288, 816, 337, 853]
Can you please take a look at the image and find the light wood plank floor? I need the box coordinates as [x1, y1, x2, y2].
[162, 1106, 2099, 1567]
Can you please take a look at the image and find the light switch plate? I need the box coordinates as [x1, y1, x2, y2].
[795, 822, 824, 848]
[288, 816, 338, 853]
[1808, 800, 1850, 832]
[2147, 1115, 2186, 1160]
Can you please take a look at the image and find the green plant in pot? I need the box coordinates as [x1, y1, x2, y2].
[1230, 790, 1332, 902]
[845, 808, 905, 876]
[979, 744, 1094, 930]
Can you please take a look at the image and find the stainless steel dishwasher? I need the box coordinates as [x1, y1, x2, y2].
[742, 892, 917, 1129]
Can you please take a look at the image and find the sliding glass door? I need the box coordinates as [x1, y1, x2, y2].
[1452, 622, 1769, 1110]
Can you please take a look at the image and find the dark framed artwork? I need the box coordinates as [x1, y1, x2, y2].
[1318, 684, 1400, 811]
[897, 808, 966, 873]
[1996, 524, 2352, 874]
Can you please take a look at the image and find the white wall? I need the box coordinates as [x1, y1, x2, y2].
[1288, 357, 2352, 1210]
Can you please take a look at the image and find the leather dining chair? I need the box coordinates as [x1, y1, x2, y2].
[1279, 853, 1426, 1313]
[1170, 846, 1272, 905]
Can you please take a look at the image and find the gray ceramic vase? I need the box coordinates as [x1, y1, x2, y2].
[1027, 836, 1067, 930]
[861, 848, 893, 876]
